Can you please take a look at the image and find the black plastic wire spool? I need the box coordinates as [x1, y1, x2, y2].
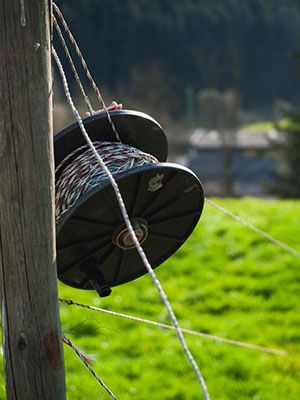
[54, 110, 204, 297]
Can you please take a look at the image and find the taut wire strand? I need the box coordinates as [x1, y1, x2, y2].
[206, 198, 300, 259]
[62, 335, 119, 400]
[52, 46, 211, 400]
[53, 15, 94, 115]
[52, 2, 121, 142]
[59, 299, 288, 356]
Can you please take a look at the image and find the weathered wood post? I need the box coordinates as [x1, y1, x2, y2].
[0, 1, 66, 399]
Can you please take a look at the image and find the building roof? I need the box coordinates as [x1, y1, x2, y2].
[188, 128, 285, 150]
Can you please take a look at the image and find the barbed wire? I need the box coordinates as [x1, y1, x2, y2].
[59, 298, 288, 357]
[205, 198, 300, 259]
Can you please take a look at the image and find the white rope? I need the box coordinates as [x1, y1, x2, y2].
[52, 47, 210, 400]
[53, 15, 94, 115]
[52, 2, 121, 142]
[59, 299, 288, 356]
[206, 198, 300, 259]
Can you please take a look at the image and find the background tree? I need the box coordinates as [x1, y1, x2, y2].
[276, 110, 300, 197]
[55, 0, 300, 117]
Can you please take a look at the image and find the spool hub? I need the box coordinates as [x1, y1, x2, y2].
[113, 219, 148, 250]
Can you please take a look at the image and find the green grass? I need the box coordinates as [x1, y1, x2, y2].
[241, 118, 293, 133]
[241, 121, 274, 133]
[1, 199, 300, 399]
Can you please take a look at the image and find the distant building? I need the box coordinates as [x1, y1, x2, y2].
[182, 128, 284, 196]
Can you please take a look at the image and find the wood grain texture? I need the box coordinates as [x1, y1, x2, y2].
[0, 1, 66, 398]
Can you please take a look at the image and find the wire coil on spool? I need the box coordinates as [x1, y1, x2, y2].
[55, 141, 159, 221]
[55, 110, 204, 297]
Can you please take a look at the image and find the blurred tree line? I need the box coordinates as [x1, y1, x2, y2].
[56, 0, 300, 116]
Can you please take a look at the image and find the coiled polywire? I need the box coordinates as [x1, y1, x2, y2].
[55, 141, 158, 221]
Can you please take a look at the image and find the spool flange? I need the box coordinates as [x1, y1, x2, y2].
[54, 109, 168, 169]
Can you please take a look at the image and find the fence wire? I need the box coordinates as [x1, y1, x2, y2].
[206, 198, 300, 259]
[59, 298, 288, 357]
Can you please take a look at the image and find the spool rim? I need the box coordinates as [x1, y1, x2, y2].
[54, 109, 168, 172]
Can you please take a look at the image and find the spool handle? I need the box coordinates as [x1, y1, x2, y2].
[80, 260, 112, 297]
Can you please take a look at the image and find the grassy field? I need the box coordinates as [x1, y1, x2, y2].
[241, 120, 274, 133]
[240, 118, 291, 133]
[1, 198, 300, 399]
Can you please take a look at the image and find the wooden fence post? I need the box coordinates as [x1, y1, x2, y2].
[0, 0, 66, 398]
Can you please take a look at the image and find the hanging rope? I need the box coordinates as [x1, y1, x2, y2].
[53, 15, 94, 115]
[52, 2, 121, 142]
[62, 335, 119, 400]
[55, 141, 158, 221]
[52, 47, 211, 400]
[59, 299, 288, 356]
[206, 198, 300, 259]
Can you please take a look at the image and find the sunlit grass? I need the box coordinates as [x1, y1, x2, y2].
[241, 120, 274, 132]
[241, 118, 294, 133]
[0, 199, 300, 399]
